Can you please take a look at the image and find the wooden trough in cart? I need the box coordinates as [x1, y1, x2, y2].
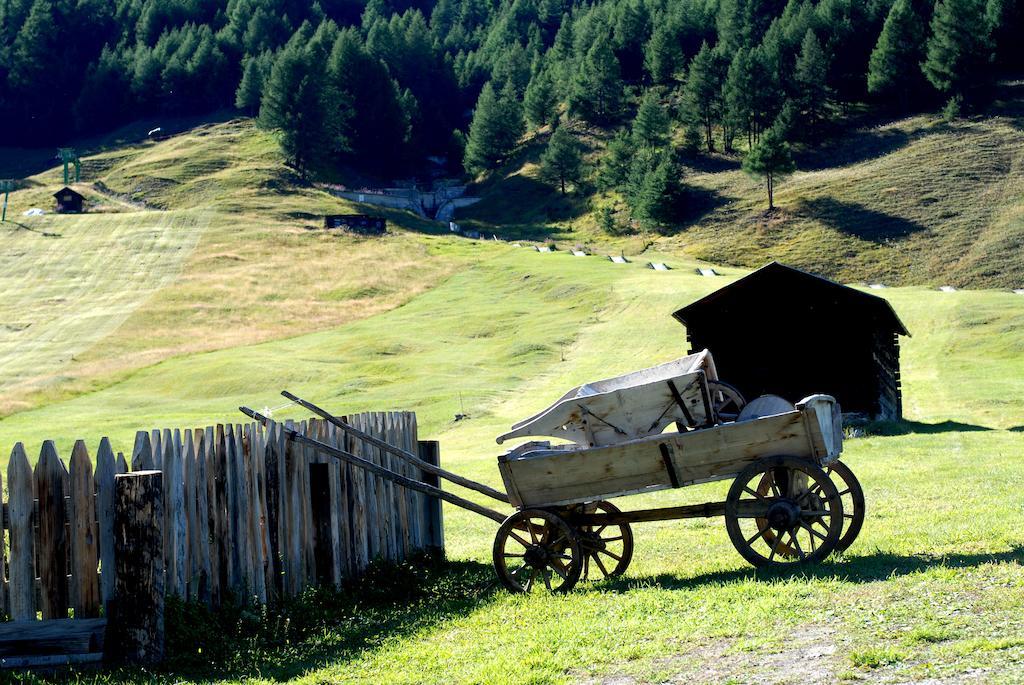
[240, 350, 865, 594]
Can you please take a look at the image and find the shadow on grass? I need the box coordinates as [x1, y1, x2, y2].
[2, 220, 62, 237]
[42, 556, 500, 685]
[796, 126, 912, 171]
[798, 197, 926, 243]
[602, 545, 1024, 593]
[865, 419, 994, 435]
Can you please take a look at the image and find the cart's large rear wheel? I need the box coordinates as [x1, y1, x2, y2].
[578, 501, 634, 581]
[825, 460, 865, 552]
[493, 510, 583, 594]
[725, 456, 843, 568]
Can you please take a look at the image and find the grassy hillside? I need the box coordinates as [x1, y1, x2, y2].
[463, 84, 1024, 289]
[0, 119, 476, 417]
[3, 110, 1024, 684]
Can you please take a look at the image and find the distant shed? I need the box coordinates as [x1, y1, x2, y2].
[324, 214, 386, 235]
[54, 187, 84, 213]
[673, 261, 909, 421]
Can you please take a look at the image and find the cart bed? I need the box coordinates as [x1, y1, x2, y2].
[498, 395, 842, 509]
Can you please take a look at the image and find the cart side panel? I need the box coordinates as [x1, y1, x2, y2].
[504, 443, 674, 509]
[670, 411, 819, 484]
[503, 409, 826, 509]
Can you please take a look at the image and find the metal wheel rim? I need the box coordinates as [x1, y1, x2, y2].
[493, 510, 583, 594]
[725, 456, 844, 568]
[825, 460, 865, 552]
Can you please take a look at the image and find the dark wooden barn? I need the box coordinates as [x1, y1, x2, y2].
[673, 262, 909, 421]
[53, 187, 84, 213]
[324, 214, 386, 235]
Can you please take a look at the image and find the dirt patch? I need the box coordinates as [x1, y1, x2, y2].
[583, 624, 843, 685]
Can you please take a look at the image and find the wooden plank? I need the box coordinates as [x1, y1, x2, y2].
[326, 423, 344, 584]
[0, 461, 6, 619]
[302, 422, 317, 585]
[1, 653, 105, 669]
[131, 431, 153, 471]
[0, 618, 106, 657]
[223, 425, 240, 594]
[107, 471, 164, 666]
[36, 441, 69, 619]
[7, 444, 33, 620]
[95, 438, 117, 609]
[183, 429, 198, 601]
[402, 412, 420, 553]
[345, 420, 369, 571]
[256, 423, 274, 601]
[286, 430, 305, 595]
[166, 431, 187, 599]
[208, 425, 225, 606]
[245, 424, 267, 604]
[236, 423, 254, 598]
[417, 440, 445, 553]
[152, 429, 163, 471]
[194, 428, 212, 605]
[388, 413, 407, 560]
[263, 422, 282, 599]
[332, 424, 352, 579]
[70, 440, 100, 618]
[116, 452, 128, 474]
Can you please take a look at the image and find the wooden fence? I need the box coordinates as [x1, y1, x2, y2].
[0, 411, 442, 625]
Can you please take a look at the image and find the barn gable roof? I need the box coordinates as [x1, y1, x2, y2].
[53, 186, 84, 200]
[672, 261, 910, 337]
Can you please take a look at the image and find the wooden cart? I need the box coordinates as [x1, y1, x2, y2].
[241, 352, 865, 594]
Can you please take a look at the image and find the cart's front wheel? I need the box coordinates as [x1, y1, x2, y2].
[578, 501, 634, 581]
[493, 510, 583, 594]
[725, 456, 844, 568]
[708, 380, 746, 423]
[825, 460, 865, 552]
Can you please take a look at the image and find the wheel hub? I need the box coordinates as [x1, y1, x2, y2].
[523, 545, 550, 567]
[766, 499, 801, 531]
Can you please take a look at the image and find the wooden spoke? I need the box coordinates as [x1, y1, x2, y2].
[576, 501, 634, 582]
[788, 530, 806, 560]
[508, 531, 531, 548]
[543, 570, 553, 592]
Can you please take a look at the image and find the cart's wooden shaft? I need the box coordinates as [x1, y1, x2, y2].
[281, 391, 511, 504]
[240, 406, 509, 524]
[568, 499, 768, 525]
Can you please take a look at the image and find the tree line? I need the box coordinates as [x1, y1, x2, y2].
[1, 0, 1020, 225]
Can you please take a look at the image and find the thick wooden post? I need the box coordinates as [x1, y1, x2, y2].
[106, 471, 164, 666]
[417, 441, 445, 555]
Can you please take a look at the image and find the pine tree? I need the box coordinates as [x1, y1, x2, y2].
[540, 126, 584, 194]
[682, 42, 726, 152]
[923, 0, 994, 104]
[644, 25, 683, 85]
[259, 37, 344, 174]
[236, 52, 271, 116]
[524, 67, 558, 130]
[742, 129, 796, 210]
[627, 150, 686, 232]
[792, 30, 831, 142]
[723, 48, 754, 150]
[569, 39, 624, 124]
[632, 92, 670, 149]
[867, 0, 927, 108]
[463, 81, 523, 173]
[597, 130, 633, 191]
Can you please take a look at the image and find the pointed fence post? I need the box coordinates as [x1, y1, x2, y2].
[106, 471, 164, 666]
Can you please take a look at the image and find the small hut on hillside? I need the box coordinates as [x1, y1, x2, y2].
[53, 187, 84, 213]
[673, 262, 909, 421]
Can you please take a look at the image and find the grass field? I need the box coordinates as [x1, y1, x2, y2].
[2, 106, 1024, 683]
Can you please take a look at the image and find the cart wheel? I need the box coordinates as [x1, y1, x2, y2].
[708, 380, 746, 423]
[725, 456, 844, 568]
[825, 460, 865, 552]
[493, 510, 584, 594]
[578, 501, 634, 581]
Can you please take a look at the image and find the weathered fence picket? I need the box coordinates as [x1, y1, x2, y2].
[0, 410, 442, 666]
